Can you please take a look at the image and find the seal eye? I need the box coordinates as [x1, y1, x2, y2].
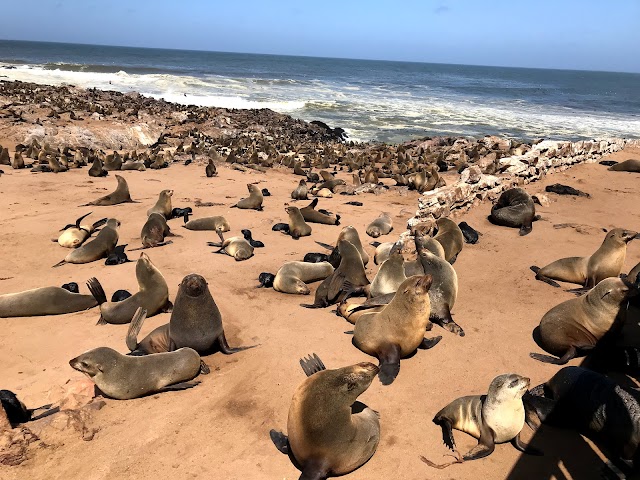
[509, 379, 519, 388]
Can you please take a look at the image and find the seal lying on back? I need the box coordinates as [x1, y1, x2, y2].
[488, 187, 537, 236]
[231, 183, 263, 210]
[273, 261, 334, 295]
[531, 228, 638, 288]
[300, 198, 340, 225]
[0, 285, 97, 317]
[608, 159, 640, 172]
[183, 215, 230, 232]
[421, 374, 538, 469]
[53, 218, 120, 267]
[530, 276, 639, 364]
[270, 354, 380, 480]
[55, 212, 107, 248]
[87, 252, 171, 325]
[523, 366, 640, 475]
[69, 346, 201, 400]
[80, 175, 136, 206]
[366, 213, 393, 238]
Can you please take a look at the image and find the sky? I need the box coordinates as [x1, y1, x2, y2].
[1, 0, 639, 73]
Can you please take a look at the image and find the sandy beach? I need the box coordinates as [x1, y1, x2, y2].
[0, 82, 639, 480]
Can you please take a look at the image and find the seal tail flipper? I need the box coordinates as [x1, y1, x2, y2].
[434, 416, 457, 451]
[86, 277, 108, 305]
[92, 218, 107, 229]
[157, 381, 200, 392]
[529, 345, 580, 365]
[52, 259, 66, 268]
[299, 353, 326, 377]
[335, 214, 340, 226]
[419, 336, 442, 350]
[519, 224, 533, 236]
[378, 344, 401, 385]
[315, 241, 334, 251]
[530, 266, 561, 288]
[74, 212, 92, 228]
[511, 431, 543, 456]
[126, 308, 147, 352]
[199, 361, 210, 375]
[269, 430, 290, 455]
[216, 331, 257, 354]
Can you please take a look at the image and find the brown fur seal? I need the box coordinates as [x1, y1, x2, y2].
[303, 240, 369, 308]
[530, 276, 639, 364]
[300, 199, 340, 225]
[88, 156, 107, 177]
[126, 274, 253, 358]
[231, 183, 263, 210]
[270, 354, 380, 480]
[147, 189, 173, 218]
[53, 218, 120, 267]
[121, 160, 146, 171]
[421, 374, 538, 469]
[353, 275, 441, 385]
[332, 226, 369, 266]
[337, 301, 384, 324]
[55, 212, 107, 248]
[286, 206, 312, 239]
[433, 218, 464, 264]
[0, 286, 97, 317]
[368, 250, 406, 298]
[205, 159, 217, 177]
[609, 159, 640, 172]
[87, 252, 171, 325]
[531, 228, 638, 288]
[489, 187, 537, 236]
[291, 179, 309, 200]
[274, 261, 334, 295]
[138, 213, 174, 249]
[404, 234, 446, 277]
[630, 261, 640, 284]
[366, 213, 393, 238]
[372, 241, 394, 265]
[69, 346, 201, 400]
[80, 175, 136, 206]
[208, 231, 254, 261]
[183, 215, 230, 232]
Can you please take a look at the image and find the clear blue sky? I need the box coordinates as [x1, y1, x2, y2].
[2, 0, 639, 72]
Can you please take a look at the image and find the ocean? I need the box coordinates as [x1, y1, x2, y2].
[0, 39, 638, 144]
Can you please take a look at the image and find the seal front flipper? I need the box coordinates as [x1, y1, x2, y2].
[530, 266, 561, 288]
[419, 336, 442, 350]
[431, 312, 465, 337]
[463, 424, 495, 461]
[519, 223, 533, 236]
[377, 344, 401, 385]
[315, 241, 334, 251]
[511, 431, 542, 456]
[299, 353, 326, 377]
[530, 345, 587, 364]
[126, 307, 148, 351]
[216, 331, 255, 354]
[269, 429, 290, 455]
[86, 277, 109, 324]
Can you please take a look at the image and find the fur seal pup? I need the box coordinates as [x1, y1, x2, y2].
[270, 354, 380, 480]
[258, 272, 275, 288]
[241, 229, 264, 248]
[531, 228, 638, 288]
[147, 189, 173, 218]
[208, 231, 254, 261]
[61, 282, 79, 293]
[433, 218, 464, 264]
[183, 215, 230, 232]
[630, 262, 640, 284]
[205, 159, 217, 177]
[88, 157, 107, 177]
[80, 175, 136, 206]
[111, 289, 132, 302]
[53, 218, 120, 267]
[273, 261, 334, 295]
[608, 159, 640, 172]
[105, 244, 132, 265]
[272, 222, 290, 234]
[69, 346, 201, 400]
[366, 213, 393, 238]
[0, 390, 32, 426]
[87, 252, 171, 325]
[291, 179, 309, 200]
[303, 252, 329, 263]
[55, 212, 107, 248]
[0, 285, 98, 317]
[545, 183, 590, 197]
[231, 183, 263, 211]
[530, 276, 639, 364]
[286, 206, 312, 239]
[353, 275, 441, 385]
[299, 199, 340, 225]
[421, 374, 538, 469]
[171, 207, 192, 219]
[138, 213, 174, 249]
[489, 187, 537, 236]
[458, 222, 480, 244]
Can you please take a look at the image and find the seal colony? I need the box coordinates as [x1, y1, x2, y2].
[0, 79, 639, 479]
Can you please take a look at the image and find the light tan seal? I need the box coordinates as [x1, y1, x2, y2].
[55, 212, 107, 248]
[353, 275, 441, 385]
[531, 228, 638, 288]
[69, 346, 201, 400]
[368, 250, 406, 298]
[208, 231, 254, 261]
[366, 213, 393, 238]
[270, 354, 380, 480]
[0, 286, 98, 317]
[80, 174, 136, 206]
[53, 218, 120, 267]
[231, 183, 263, 211]
[421, 374, 539, 469]
[291, 179, 309, 200]
[433, 218, 464, 264]
[530, 276, 639, 364]
[329, 226, 369, 266]
[86, 252, 171, 325]
[286, 206, 312, 239]
[183, 215, 230, 232]
[274, 261, 334, 295]
[147, 189, 173, 218]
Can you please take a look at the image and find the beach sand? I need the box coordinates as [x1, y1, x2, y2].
[0, 134, 639, 479]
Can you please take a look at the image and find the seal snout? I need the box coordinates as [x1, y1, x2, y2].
[182, 274, 207, 296]
[356, 362, 380, 375]
[416, 274, 433, 292]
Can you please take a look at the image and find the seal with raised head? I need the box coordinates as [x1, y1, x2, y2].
[269, 354, 380, 480]
[291, 179, 309, 200]
[208, 231, 254, 261]
[273, 261, 334, 295]
[300, 198, 340, 225]
[531, 228, 638, 288]
[55, 212, 107, 248]
[147, 189, 173, 218]
[88, 156, 107, 177]
[530, 276, 639, 364]
[286, 206, 312, 239]
[87, 252, 171, 325]
[231, 183, 263, 211]
[183, 215, 230, 232]
[421, 373, 539, 469]
[489, 187, 537, 236]
[366, 213, 393, 238]
[608, 159, 640, 173]
[205, 159, 217, 177]
[80, 174, 136, 206]
[53, 218, 120, 267]
[69, 346, 201, 400]
[433, 218, 464, 264]
[0, 285, 98, 317]
[353, 275, 441, 385]
[327, 226, 369, 266]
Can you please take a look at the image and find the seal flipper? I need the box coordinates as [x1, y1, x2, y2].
[269, 429, 290, 455]
[431, 311, 465, 337]
[530, 266, 561, 288]
[315, 240, 334, 251]
[377, 343, 401, 385]
[87, 277, 109, 325]
[519, 223, 533, 236]
[216, 330, 255, 354]
[419, 336, 442, 349]
[126, 308, 148, 352]
[74, 212, 92, 229]
[299, 353, 326, 377]
[511, 431, 542, 456]
[463, 423, 496, 461]
[530, 345, 588, 365]
[92, 218, 107, 230]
